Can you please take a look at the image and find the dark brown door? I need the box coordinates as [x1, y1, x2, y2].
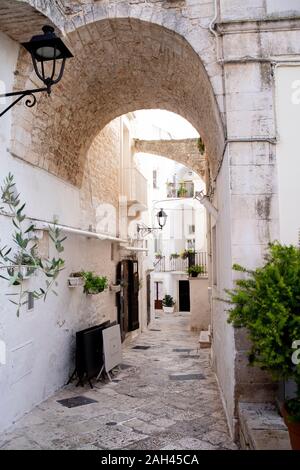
[154, 281, 163, 310]
[179, 280, 190, 312]
[116, 261, 126, 342]
[117, 260, 139, 339]
[128, 260, 139, 332]
[147, 274, 151, 325]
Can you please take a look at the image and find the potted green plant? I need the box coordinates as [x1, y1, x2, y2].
[177, 183, 188, 198]
[155, 252, 163, 260]
[224, 243, 300, 449]
[162, 294, 175, 313]
[170, 253, 180, 260]
[8, 252, 37, 279]
[187, 264, 205, 278]
[82, 271, 108, 295]
[68, 271, 84, 287]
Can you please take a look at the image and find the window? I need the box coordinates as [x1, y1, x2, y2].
[187, 239, 195, 250]
[153, 170, 158, 189]
[188, 224, 195, 235]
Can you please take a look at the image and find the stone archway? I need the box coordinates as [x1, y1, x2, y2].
[134, 138, 206, 179]
[2, 0, 246, 438]
[2, 1, 225, 188]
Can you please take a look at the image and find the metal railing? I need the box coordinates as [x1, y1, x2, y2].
[154, 251, 208, 275]
[166, 181, 194, 199]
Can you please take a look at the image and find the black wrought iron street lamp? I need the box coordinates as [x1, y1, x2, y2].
[0, 26, 73, 118]
[137, 208, 168, 237]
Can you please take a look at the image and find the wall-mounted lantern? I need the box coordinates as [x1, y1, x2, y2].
[137, 208, 168, 237]
[0, 26, 73, 118]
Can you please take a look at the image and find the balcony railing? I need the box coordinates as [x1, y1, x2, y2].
[166, 181, 194, 199]
[154, 251, 208, 275]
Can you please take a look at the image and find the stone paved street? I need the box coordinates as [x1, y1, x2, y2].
[0, 313, 237, 450]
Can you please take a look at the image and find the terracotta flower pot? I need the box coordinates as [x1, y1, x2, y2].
[282, 404, 300, 450]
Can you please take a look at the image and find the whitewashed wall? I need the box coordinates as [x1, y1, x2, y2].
[275, 65, 300, 246]
[0, 33, 122, 432]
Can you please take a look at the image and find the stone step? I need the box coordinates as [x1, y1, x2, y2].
[199, 330, 211, 349]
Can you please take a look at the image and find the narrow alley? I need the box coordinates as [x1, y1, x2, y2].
[0, 313, 236, 450]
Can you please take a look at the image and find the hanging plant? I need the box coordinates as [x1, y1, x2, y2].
[82, 271, 108, 295]
[0, 173, 66, 316]
[197, 137, 205, 155]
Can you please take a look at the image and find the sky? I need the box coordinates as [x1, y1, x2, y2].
[133, 109, 199, 140]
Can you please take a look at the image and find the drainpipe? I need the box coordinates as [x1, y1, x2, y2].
[33, 221, 128, 244]
[194, 191, 218, 221]
[121, 247, 149, 253]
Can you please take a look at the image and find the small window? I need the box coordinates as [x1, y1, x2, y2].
[153, 170, 158, 189]
[188, 224, 195, 235]
[187, 239, 195, 250]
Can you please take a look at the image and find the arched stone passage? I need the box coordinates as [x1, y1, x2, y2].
[134, 138, 206, 179]
[10, 17, 224, 187]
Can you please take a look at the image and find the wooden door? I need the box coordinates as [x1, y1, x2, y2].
[179, 280, 190, 312]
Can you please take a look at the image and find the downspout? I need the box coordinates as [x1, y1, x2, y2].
[33, 220, 128, 244]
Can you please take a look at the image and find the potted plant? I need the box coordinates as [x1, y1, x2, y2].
[187, 264, 204, 278]
[8, 252, 36, 280]
[224, 243, 300, 449]
[82, 271, 108, 295]
[170, 253, 180, 260]
[162, 295, 175, 313]
[181, 249, 196, 266]
[155, 252, 163, 260]
[177, 183, 188, 198]
[68, 271, 84, 287]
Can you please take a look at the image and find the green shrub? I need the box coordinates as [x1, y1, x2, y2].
[187, 265, 205, 276]
[225, 242, 300, 420]
[162, 295, 175, 307]
[82, 271, 108, 295]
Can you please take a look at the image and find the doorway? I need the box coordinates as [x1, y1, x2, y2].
[154, 281, 163, 310]
[147, 274, 151, 324]
[179, 280, 190, 312]
[117, 259, 139, 341]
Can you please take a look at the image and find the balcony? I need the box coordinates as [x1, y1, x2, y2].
[154, 251, 208, 275]
[123, 167, 148, 210]
[166, 181, 194, 199]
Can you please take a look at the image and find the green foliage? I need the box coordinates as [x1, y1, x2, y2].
[187, 264, 205, 276]
[155, 252, 163, 260]
[170, 253, 180, 260]
[225, 242, 300, 418]
[180, 249, 195, 260]
[69, 271, 83, 278]
[162, 295, 175, 307]
[82, 271, 108, 295]
[197, 137, 205, 155]
[0, 173, 65, 316]
[177, 183, 188, 197]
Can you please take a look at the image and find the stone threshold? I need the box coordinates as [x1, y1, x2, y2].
[238, 402, 291, 450]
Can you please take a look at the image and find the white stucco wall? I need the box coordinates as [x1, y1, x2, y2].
[275, 65, 300, 246]
[211, 149, 236, 436]
[0, 33, 122, 432]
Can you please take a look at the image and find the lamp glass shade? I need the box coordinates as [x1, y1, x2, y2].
[157, 209, 167, 229]
[22, 25, 73, 63]
[36, 46, 62, 60]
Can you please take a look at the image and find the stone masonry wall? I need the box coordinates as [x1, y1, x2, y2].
[134, 138, 206, 179]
